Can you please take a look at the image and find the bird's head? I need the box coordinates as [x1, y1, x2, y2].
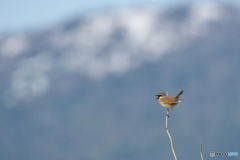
[155, 93, 166, 99]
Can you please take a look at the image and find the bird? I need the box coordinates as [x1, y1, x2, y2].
[155, 90, 183, 117]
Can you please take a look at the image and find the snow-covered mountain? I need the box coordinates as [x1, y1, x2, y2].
[0, 3, 240, 160]
[1, 3, 233, 102]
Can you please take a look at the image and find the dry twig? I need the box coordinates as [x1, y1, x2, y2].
[200, 143, 203, 160]
[166, 110, 177, 160]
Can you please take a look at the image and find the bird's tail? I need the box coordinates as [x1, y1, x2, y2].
[175, 90, 183, 99]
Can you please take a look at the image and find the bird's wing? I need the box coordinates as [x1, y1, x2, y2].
[164, 97, 180, 104]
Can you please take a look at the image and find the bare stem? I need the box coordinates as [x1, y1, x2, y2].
[166, 90, 168, 96]
[200, 143, 203, 160]
[166, 111, 177, 160]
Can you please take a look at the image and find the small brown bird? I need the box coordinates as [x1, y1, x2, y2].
[155, 90, 183, 116]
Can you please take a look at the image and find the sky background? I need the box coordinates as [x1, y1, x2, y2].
[0, 0, 240, 34]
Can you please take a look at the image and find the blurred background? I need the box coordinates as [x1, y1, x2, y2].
[0, 0, 240, 159]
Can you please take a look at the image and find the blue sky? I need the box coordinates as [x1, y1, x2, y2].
[0, 0, 239, 34]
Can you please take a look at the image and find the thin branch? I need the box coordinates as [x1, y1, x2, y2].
[166, 90, 168, 96]
[166, 111, 177, 160]
[200, 143, 203, 160]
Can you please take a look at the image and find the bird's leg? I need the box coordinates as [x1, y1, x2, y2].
[166, 108, 169, 117]
[168, 108, 173, 114]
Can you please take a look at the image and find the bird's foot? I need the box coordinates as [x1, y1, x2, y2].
[166, 114, 169, 117]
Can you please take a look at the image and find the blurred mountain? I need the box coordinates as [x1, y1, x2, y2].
[0, 3, 240, 160]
